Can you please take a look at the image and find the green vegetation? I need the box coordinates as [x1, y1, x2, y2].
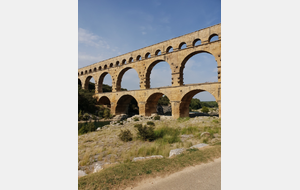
[177, 117, 190, 122]
[189, 98, 219, 111]
[135, 125, 156, 141]
[118, 129, 133, 142]
[154, 115, 160, 120]
[157, 95, 170, 106]
[201, 106, 209, 114]
[146, 121, 155, 126]
[78, 121, 110, 135]
[78, 145, 221, 190]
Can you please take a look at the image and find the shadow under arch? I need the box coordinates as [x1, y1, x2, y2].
[179, 89, 217, 118]
[97, 72, 113, 93]
[145, 92, 172, 116]
[145, 60, 172, 89]
[84, 75, 96, 92]
[116, 67, 139, 91]
[179, 51, 217, 85]
[97, 96, 111, 108]
[78, 78, 82, 88]
[115, 94, 139, 116]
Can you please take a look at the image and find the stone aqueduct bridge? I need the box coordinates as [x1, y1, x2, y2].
[78, 24, 221, 118]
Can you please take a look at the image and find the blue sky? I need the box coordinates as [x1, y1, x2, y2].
[79, 0, 221, 101]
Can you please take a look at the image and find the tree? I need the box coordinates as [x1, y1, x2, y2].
[158, 95, 170, 106]
[201, 106, 209, 114]
[190, 98, 201, 110]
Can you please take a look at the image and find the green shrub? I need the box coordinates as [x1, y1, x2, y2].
[83, 113, 90, 121]
[154, 115, 160, 120]
[103, 108, 110, 119]
[78, 122, 96, 135]
[92, 115, 97, 121]
[154, 126, 181, 143]
[134, 124, 142, 128]
[212, 119, 219, 123]
[146, 121, 155, 126]
[135, 125, 155, 141]
[133, 117, 139, 121]
[118, 129, 133, 142]
[201, 106, 209, 114]
[78, 110, 83, 121]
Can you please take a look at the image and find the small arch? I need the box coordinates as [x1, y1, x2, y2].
[116, 94, 139, 116]
[145, 52, 151, 59]
[104, 65, 107, 69]
[81, 71, 83, 75]
[85, 70, 87, 74]
[89, 69, 92, 73]
[193, 38, 201, 46]
[78, 72, 79, 76]
[129, 57, 134, 63]
[166, 46, 173, 53]
[116, 61, 119, 66]
[78, 78, 82, 88]
[93, 67, 97, 72]
[109, 63, 113, 68]
[155, 49, 161, 56]
[136, 55, 142, 61]
[179, 42, 187, 49]
[122, 59, 127, 65]
[209, 34, 219, 42]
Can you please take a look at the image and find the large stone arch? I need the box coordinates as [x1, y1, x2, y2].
[84, 75, 96, 92]
[144, 92, 173, 116]
[179, 50, 217, 85]
[145, 60, 172, 89]
[97, 72, 113, 93]
[179, 89, 218, 117]
[115, 94, 139, 115]
[116, 67, 140, 91]
[97, 96, 111, 108]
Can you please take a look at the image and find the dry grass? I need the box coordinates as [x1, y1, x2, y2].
[78, 116, 221, 173]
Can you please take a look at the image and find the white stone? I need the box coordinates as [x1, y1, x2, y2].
[78, 170, 86, 177]
[93, 163, 103, 173]
[190, 143, 208, 149]
[169, 148, 186, 158]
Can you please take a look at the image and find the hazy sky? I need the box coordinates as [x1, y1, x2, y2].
[79, 0, 221, 101]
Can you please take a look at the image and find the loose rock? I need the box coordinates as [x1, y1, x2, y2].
[189, 143, 208, 149]
[169, 148, 186, 158]
[78, 170, 86, 177]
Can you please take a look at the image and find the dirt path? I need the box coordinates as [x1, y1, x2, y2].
[126, 157, 221, 190]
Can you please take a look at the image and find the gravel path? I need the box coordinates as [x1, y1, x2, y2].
[126, 157, 221, 190]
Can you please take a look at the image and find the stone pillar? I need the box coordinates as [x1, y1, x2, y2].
[217, 66, 221, 82]
[94, 81, 99, 93]
[110, 102, 116, 116]
[171, 101, 181, 119]
[138, 101, 146, 116]
[217, 100, 221, 118]
[171, 72, 183, 86]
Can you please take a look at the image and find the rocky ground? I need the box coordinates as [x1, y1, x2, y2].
[78, 114, 221, 177]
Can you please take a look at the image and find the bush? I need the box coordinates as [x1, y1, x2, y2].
[201, 106, 209, 114]
[154, 126, 181, 143]
[133, 117, 139, 121]
[118, 129, 133, 142]
[83, 113, 90, 121]
[154, 115, 160, 120]
[135, 125, 155, 141]
[78, 110, 83, 121]
[146, 121, 155, 126]
[78, 122, 96, 135]
[103, 108, 110, 119]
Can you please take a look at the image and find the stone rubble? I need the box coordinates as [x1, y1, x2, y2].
[132, 155, 164, 162]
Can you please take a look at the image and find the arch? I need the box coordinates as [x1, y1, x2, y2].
[122, 59, 127, 65]
[179, 42, 187, 49]
[179, 89, 218, 117]
[85, 70, 87, 74]
[145, 92, 172, 116]
[89, 69, 92, 73]
[97, 72, 113, 93]
[104, 65, 107, 69]
[115, 94, 139, 115]
[99, 66, 102, 71]
[179, 50, 216, 85]
[145, 60, 172, 89]
[166, 46, 173, 53]
[97, 96, 111, 108]
[84, 75, 96, 92]
[116, 61, 119, 66]
[136, 55, 142, 61]
[145, 52, 151, 59]
[116, 67, 139, 91]
[81, 71, 83, 75]
[109, 63, 113, 68]
[193, 38, 201, 46]
[128, 57, 134, 63]
[78, 78, 82, 88]
[93, 67, 97, 72]
[155, 49, 161, 56]
[209, 34, 219, 42]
